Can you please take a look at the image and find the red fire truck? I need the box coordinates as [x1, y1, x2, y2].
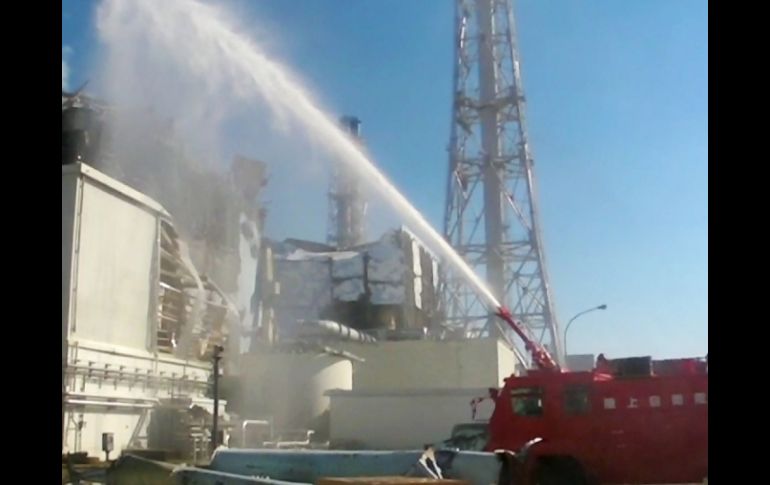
[486, 307, 707, 484]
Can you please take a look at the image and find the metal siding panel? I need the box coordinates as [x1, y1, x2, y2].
[73, 181, 156, 349]
[62, 171, 80, 346]
[62, 170, 81, 447]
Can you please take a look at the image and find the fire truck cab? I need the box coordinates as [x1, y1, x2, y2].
[485, 357, 708, 484]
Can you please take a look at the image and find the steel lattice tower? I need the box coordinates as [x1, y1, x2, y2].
[442, 0, 563, 364]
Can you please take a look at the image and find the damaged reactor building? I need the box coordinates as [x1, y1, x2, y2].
[62, 91, 519, 459]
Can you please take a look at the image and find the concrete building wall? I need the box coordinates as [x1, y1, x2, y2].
[327, 389, 493, 450]
[237, 351, 353, 432]
[496, 340, 518, 382]
[338, 338, 517, 392]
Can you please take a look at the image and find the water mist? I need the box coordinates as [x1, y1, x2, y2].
[97, 0, 500, 311]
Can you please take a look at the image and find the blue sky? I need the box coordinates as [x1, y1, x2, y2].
[63, 0, 707, 359]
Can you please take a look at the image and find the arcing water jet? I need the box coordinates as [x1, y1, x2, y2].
[97, 0, 500, 312]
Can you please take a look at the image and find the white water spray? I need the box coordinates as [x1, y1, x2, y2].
[97, 0, 501, 311]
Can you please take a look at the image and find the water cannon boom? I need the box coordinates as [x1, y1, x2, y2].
[494, 306, 560, 372]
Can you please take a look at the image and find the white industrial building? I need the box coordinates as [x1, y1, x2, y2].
[62, 164, 229, 459]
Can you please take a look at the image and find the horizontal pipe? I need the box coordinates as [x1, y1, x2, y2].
[320, 346, 365, 363]
[298, 319, 377, 343]
[69, 340, 211, 370]
[65, 363, 206, 381]
[66, 392, 160, 404]
[64, 364, 209, 390]
[65, 399, 155, 409]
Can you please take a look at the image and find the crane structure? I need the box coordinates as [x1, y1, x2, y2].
[442, 0, 563, 365]
[328, 116, 367, 249]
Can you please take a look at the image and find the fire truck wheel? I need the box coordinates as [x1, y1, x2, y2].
[533, 458, 587, 485]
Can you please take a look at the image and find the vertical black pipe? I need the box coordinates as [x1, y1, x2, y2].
[211, 345, 224, 453]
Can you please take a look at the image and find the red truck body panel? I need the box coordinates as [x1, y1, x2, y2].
[485, 362, 708, 484]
